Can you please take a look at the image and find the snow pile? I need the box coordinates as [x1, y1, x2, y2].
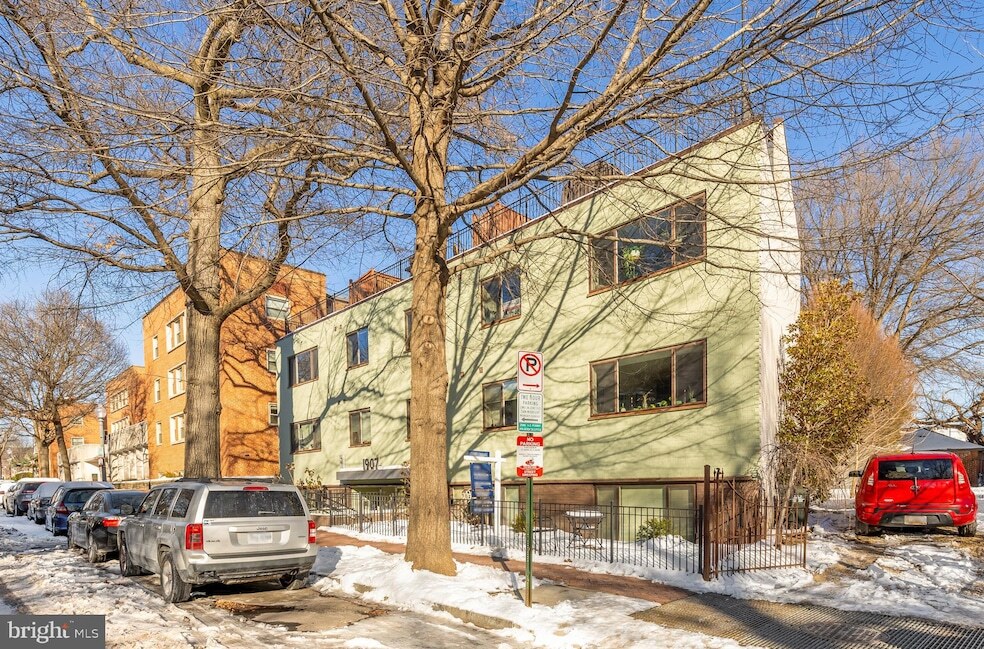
[311, 544, 751, 649]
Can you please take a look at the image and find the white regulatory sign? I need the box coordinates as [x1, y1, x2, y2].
[517, 392, 543, 433]
[517, 351, 543, 392]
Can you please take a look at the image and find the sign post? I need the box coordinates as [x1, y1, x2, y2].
[516, 350, 545, 608]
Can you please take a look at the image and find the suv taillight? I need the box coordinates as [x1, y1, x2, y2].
[958, 471, 967, 486]
[185, 523, 204, 551]
[308, 520, 316, 544]
[102, 517, 120, 528]
[243, 486, 268, 491]
[866, 473, 874, 487]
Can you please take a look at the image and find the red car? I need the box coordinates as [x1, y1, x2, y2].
[852, 452, 978, 536]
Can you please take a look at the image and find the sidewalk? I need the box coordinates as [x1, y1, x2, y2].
[315, 529, 692, 605]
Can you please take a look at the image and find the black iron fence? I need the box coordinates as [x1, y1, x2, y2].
[300, 476, 808, 579]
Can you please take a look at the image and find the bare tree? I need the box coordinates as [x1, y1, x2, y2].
[277, 0, 975, 573]
[0, 291, 128, 479]
[0, 0, 356, 478]
[802, 136, 984, 425]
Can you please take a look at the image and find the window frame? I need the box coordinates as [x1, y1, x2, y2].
[155, 421, 163, 446]
[153, 378, 161, 403]
[265, 294, 290, 320]
[589, 339, 707, 418]
[404, 309, 412, 352]
[288, 347, 319, 387]
[348, 408, 372, 447]
[480, 267, 522, 326]
[290, 418, 321, 454]
[165, 312, 186, 352]
[265, 348, 278, 373]
[482, 377, 518, 431]
[167, 363, 186, 398]
[346, 327, 369, 369]
[151, 335, 159, 359]
[588, 193, 706, 294]
[169, 413, 185, 444]
[405, 399, 411, 441]
[268, 402, 279, 426]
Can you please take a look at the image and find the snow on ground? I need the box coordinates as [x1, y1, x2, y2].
[0, 512, 754, 648]
[310, 543, 752, 649]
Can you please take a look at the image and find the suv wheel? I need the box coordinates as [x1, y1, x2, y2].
[159, 552, 191, 603]
[279, 571, 310, 591]
[86, 534, 104, 563]
[959, 522, 978, 537]
[118, 535, 140, 577]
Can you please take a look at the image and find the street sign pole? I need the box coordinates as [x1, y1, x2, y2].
[525, 476, 533, 607]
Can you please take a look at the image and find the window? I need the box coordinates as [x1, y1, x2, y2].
[265, 295, 290, 320]
[349, 409, 371, 446]
[590, 340, 706, 415]
[589, 196, 705, 291]
[265, 348, 277, 373]
[404, 310, 412, 352]
[153, 488, 178, 517]
[170, 489, 195, 519]
[481, 268, 522, 324]
[483, 378, 517, 430]
[288, 348, 318, 386]
[71, 436, 85, 446]
[268, 402, 279, 426]
[406, 399, 411, 441]
[68, 416, 83, 428]
[346, 327, 369, 368]
[152, 336, 159, 360]
[165, 313, 186, 351]
[155, 421, 163, 446]
[168, 364, 186, 397]
[169, 413, 185, 444]
[109, 390, 129, 412]
[154, 379, 161, 403]
[290, 418, 320, 453]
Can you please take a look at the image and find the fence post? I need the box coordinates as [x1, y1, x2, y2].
[391, 493, 396, 537]
[702, 464, 712, 581]
[802, 493, 809, 569]
[609, 500, 615, 564]
[359, 494, 364, 533]
[535, 499, 542, 554]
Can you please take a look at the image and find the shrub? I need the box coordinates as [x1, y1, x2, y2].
[636, 518, 673, 541]
[511, 511, 537, 533]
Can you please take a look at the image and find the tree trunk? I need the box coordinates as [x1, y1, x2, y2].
[404, 205, 455, 576]
[34, 423, 50, 478]
[50, 413, 70, 481]
[184, 309, 223, 478]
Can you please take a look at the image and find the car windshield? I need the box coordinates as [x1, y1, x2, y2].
[64, 489, 101, 506]
[108, 493, 146, 513]
[878, 459, 954, 480]
[203, 490, 305, 518]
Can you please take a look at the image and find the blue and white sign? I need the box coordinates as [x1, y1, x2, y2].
[468, 449, 494, 514]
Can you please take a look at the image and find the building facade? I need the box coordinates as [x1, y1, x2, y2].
[278, 121, 800, 509]
[127, 253, 326, 479]
[48, 404, 104, 481]
[106, 366, 149, 482]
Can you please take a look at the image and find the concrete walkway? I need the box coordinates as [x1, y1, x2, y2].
[316, 529, 692, 604]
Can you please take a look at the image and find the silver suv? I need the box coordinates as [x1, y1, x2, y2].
[118, 478, 318, 603]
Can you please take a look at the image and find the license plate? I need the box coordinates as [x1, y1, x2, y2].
[246, 532, 273, 544]
[903, 515, 928, 525]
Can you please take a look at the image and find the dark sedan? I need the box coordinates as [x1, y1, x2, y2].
[67, 489, 146, 563]
[45, 481, 113, 535]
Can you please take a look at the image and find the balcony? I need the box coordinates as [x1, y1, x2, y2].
[67, 443, 103, 465]
[108, 421, 147, 455]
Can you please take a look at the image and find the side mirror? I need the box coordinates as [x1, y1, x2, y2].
[120, 504, 134, 516]
[848, 470, 862, 478]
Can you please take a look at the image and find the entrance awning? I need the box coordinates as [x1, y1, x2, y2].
[336, 465, 405, 485]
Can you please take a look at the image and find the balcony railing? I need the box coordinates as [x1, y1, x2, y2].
[108, 421, 147, 455]
[67, 443, 103, 465]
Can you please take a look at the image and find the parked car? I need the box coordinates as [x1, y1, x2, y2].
[44, 481, 113, 535]
[67, 489, 146, 563]
[26, 481, 64, 523]
[852, 452, 978, 536]
[5, 478, 61, 515]
[118, 478, 318, 603]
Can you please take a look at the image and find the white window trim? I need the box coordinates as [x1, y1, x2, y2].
[265, 295, 290, 320]
[151, 336, 159, 360]
[154, 378, 161, 403]
[168, 363, 186, 398]
[155, 421, 163, 446]
[169, 413, 185, 444]
[268, 402, 279, 426]
[165, 312, 187, 352]
[265, 348, 278, 373]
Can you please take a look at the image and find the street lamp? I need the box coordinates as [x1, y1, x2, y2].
[94, 403, 107, 482]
